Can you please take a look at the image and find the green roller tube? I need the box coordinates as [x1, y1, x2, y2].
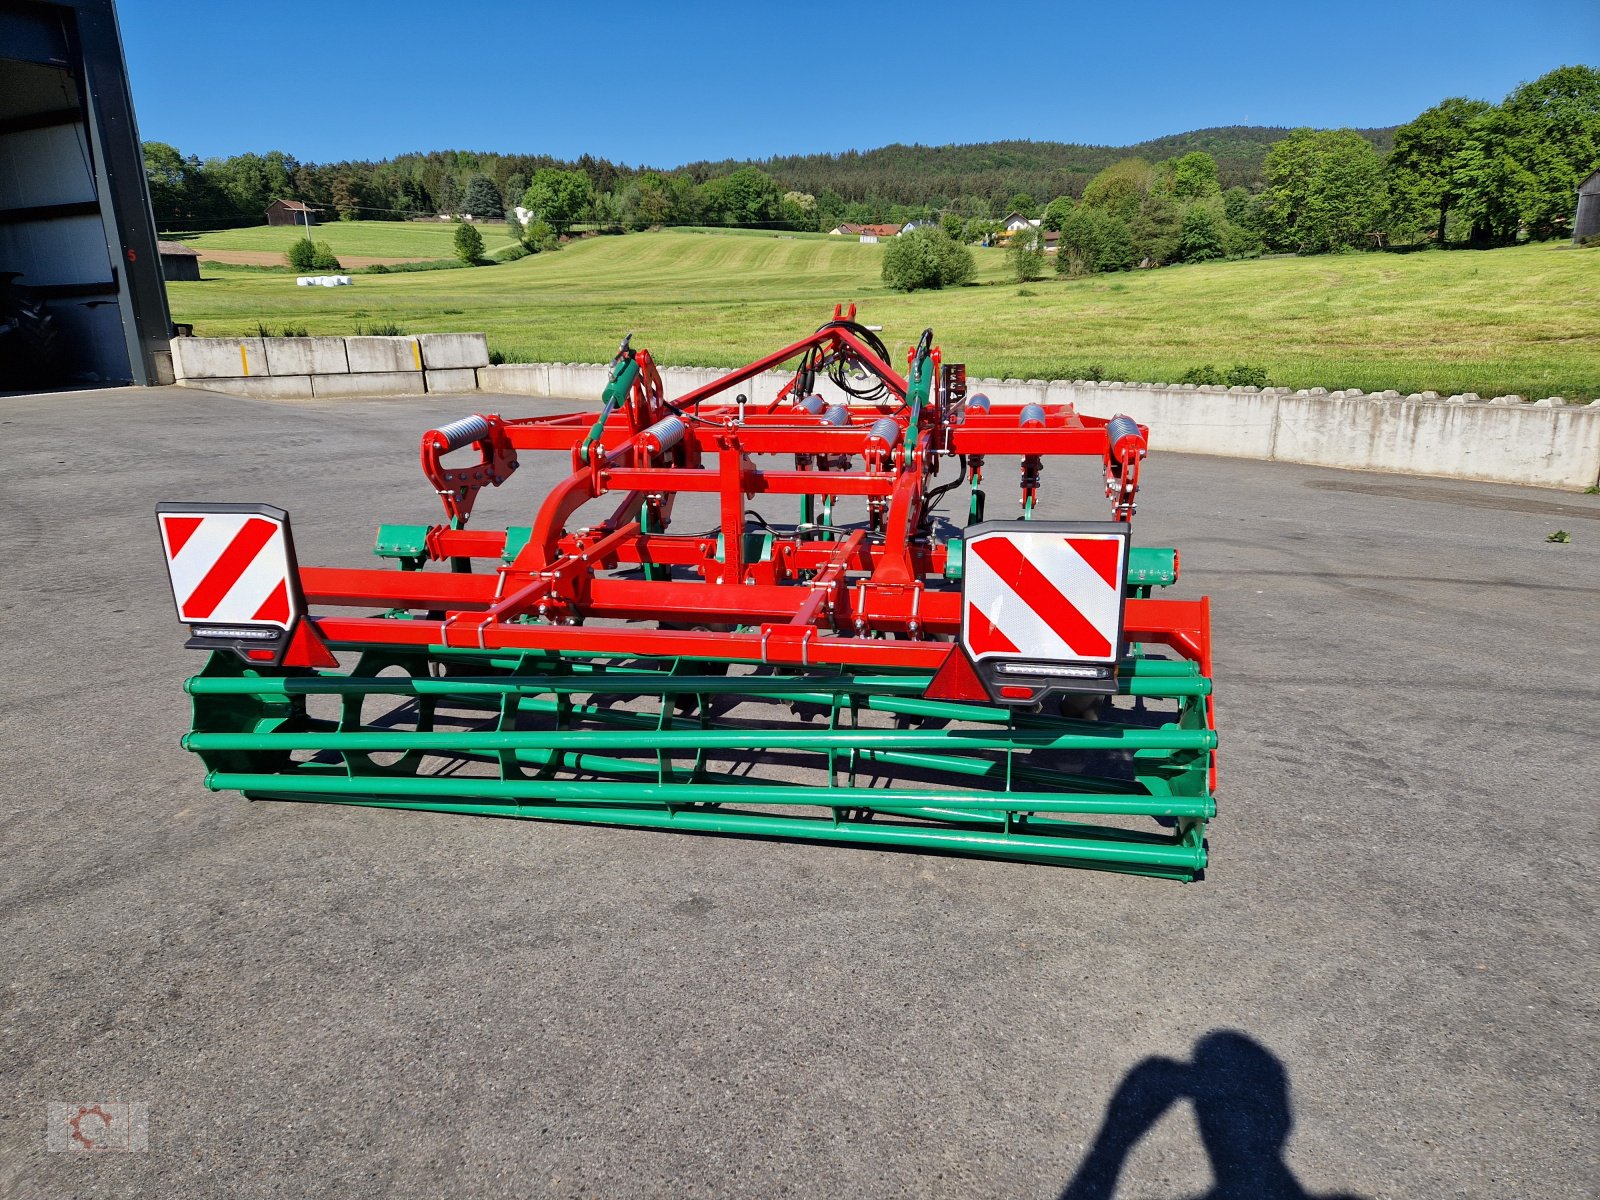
[189, 667, 1207, 702]
[205, 773, 1207, 873]
[184, 724, 1217, 755]
[205, 770, 1212, 817]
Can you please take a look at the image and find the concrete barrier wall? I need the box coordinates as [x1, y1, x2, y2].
[172, 333, 487, 397]
[475, 362, 1600, 491]
[167, 336, 1600, 489]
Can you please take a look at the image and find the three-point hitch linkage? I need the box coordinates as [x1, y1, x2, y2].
[158, 307, 1217, 879]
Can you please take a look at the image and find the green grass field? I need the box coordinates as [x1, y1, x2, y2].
[165, 219, 519, 260]
[165, 227, 1600, 399]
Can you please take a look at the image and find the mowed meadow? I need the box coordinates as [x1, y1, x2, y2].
[173, 220, 522, 262]
[164, 226, 1600, 399]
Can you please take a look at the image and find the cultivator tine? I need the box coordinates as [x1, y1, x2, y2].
[159, 307, 1218, 879]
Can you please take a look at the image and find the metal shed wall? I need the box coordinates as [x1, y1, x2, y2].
[0, 0, 171, 388]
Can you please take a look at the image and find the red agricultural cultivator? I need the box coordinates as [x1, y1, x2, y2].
[158, 308, 1218, 879]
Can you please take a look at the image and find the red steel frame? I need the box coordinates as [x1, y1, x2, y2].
[290, 310, 1213, 748]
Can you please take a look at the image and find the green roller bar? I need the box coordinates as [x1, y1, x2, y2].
[184, 724, 1216, 755]
[185, 661, 1207, 700]
[206, 773, 1208, 874]
[203, 770, 1213, 818]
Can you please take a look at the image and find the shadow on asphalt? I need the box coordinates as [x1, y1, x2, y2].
[1059, 1031, 1369, 1200]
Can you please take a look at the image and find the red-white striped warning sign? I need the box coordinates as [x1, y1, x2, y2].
[962, 527, 1127, 663]
[158, 508, 298, 628]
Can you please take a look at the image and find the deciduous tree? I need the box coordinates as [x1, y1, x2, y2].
[1386, 97, 1492, 245]
[522, 168, 591, 234]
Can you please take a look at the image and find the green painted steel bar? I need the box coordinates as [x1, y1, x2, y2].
[209, 770, 1211, 817]
[185, 724, 1217, 755]
[490, 696, 1195, 798]
[189, 667, 1208, 701]
[206, 774, 1207, 872]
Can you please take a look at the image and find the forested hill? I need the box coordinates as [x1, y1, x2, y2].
[684, 126, 1397, 206]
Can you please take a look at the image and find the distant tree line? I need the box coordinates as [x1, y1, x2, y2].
[145, 65, 1596, 274]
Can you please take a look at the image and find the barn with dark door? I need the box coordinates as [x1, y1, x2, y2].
[266, 198, 319, 228]
[158, 239, 200, 281]
[0, 0, 171, 391]
[1574, 168, 1600, 244]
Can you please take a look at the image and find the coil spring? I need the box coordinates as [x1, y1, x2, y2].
[641, 414, 686, 454]
[865, 417, 902, 448]
[821, 404, 850, 427]
[1106, 414, 1142, 451]
[435, 414, 491, 451]
[800, 393, 828, 415]
[1019, 403, 1046, 427]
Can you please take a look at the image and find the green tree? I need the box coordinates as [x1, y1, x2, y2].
[1386, 97, 1493, 245]
[940, 212, 966, 240]
[310, 241, 340, 270]
[1169, 152, 1220, 200]
[1040, 195, 1076, 231]
[521, 219, 557, 252]
[1502, 65, 1600, 237]
[462, 174, 504, 220]
[965, 217, 1003, 246]
[780, 190, 816, 229]
[522, 168, 591, 234]
[1131, 190, 1183, 265]
[1082, 159, 1153, 224]
[1262, 129, 1386, 252]
[1007, 222, 1047, 282]
[1450, 107, 1534, 246]
[1056, 208, 1135, 275]
[881, 228, 975, 291]
[704, 166, 782, 226]
[142, 141, 187, 220]
[286, 238, 317, 271]
[1006, 192, 1038, 218]
[1176, 201, 1226, 262]
[330, 174, 360, 221]
[453, 221, 485, 264]
[436, 173, 461, 215]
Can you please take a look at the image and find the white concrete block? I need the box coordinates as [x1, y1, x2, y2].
[346, 336, 424, 374]
[418, 333, 490, 370]
[263, 337, 349, 376]
[426, 368, 479, 393]
[545, 362, 609, 398]
[178, 375, 314, 399]
[477, 364, 551, 395]
[172, 337, 267, 380]
[310, 372, 427, 398]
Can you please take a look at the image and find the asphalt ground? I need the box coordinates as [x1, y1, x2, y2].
[1, 385, 1595, 1199]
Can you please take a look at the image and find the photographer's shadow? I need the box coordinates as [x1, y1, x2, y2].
[1060, 1030, 1368, 1200]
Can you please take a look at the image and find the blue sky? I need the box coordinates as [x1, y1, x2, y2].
[119, 0, 1597, 165]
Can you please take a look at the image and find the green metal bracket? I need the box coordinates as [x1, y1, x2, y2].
[374, 523, 430, 570]
[501, 526, 533, 565]
[945, 538, 964, 581]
